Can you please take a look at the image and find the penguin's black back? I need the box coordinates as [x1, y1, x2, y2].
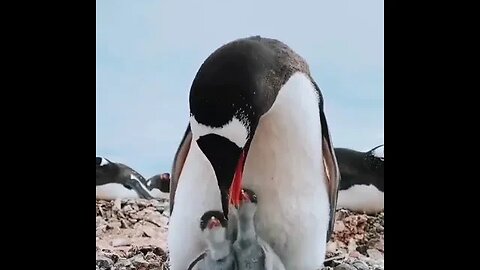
[335, 147, 384, 192]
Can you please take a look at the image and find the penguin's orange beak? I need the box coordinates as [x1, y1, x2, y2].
[229, 150, 247, 208]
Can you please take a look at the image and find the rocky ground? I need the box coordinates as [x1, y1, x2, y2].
[96, 199, 384, 270]
[325, 210, 384, 270]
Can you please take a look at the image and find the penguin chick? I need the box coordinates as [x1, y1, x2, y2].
[188, 210, 238, 270]
[233, 189, 286, 270]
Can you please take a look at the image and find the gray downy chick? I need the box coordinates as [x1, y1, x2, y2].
[189, 210, 238, 270]
[233, 188, 286, 270]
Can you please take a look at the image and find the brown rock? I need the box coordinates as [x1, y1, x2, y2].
[352, 260, 370, 270]
[131, 254, 148, 267]
[347, 239, 357, 252]
[111, 238, 132, 247]
[96, 226, 107, 237]
[334, 221, 346, 232]
[348, 251, 362, 258]
[123, 205, 133, 212]
[128, 218, 139, 224]
[121, 219, 131, 229]
[334, 263, 356, 270]
[114, 198, 122, 210]
[96, 254, 113, 268]
[326, 241, 338, 253]
[96, 216, 105, 227]
[366, 249, 383, 260]
[107, 221, 122, 229]
[142, 226, 157, 238]
[115, 258, 132, 267]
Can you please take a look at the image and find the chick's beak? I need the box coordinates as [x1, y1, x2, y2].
[207, 217, 221, 229]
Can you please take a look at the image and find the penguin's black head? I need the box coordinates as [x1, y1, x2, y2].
[190, 38, 282, 218]
[200, 210, 228, 231]
[240, 188, 258, 205]
[96, 157, 110, 167]
[96, 157, 118, 186]
[237, 188, 259, 219]
[147, 173, 171, 193]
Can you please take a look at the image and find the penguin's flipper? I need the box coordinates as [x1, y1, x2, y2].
[320, 109, 341, 242]
[367, 144, 384, 160]
[367, 144, 384, 154]
[170, 124, 193, 214]
[312, 79, 341, 242]
[187, 251, 206, 270]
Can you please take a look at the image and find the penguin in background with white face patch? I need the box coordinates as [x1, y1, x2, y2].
[335, 145, 384, 214]
[146, 173, 171, 193]
[96, 157, 159, 200]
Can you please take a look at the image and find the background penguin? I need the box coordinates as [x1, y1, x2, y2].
[335, 145, 384, 214]
[233, 188, 286, 270]
[146, 173, 171, 193]
[96, 156, 162, 200]
[188, 210, 237, 270]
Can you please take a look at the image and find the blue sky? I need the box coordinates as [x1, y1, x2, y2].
[96, 0, 384, 178]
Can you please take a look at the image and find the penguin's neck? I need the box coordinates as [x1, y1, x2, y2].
[207, 240, 232, 261]
[237, 212, 257, 245]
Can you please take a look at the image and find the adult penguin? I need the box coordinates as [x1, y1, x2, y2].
[96, 157, 157, 200]
[168, 36, 340, 270]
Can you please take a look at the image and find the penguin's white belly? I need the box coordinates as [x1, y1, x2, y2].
[168, 140, 223, 270]
[337, 184, 384, 214]
[96, 183, 141, 200]
[243, 72, 330, 269]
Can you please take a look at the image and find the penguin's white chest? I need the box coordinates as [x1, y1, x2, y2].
[168, 140, 223, 269]
[242, 72, 330, 269]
